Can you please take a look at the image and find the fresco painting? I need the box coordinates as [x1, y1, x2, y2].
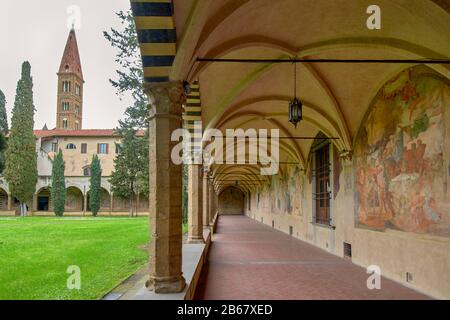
[260, 165, 303, 216]
[355, 66, 450, 237]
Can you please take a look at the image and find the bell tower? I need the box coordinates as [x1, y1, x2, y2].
[56, 28, 84, 130]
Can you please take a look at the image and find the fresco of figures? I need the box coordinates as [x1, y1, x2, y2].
[258, 164, 303, 216]
[354, 66, 450, 237]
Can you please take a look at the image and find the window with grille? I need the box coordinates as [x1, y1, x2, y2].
[313, 144, 331, 226]
[66, 143, 77, 150]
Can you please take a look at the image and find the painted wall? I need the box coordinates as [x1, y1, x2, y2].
[245, 66, 450, 299]
[354, 66, 450, 237]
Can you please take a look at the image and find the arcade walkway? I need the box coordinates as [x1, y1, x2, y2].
[195, 215, 430, 300]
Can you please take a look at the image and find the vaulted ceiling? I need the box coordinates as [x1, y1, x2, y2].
[133, 0, 450, 193]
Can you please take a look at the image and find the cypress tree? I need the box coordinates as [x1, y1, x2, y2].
[51, 150, 66, 216]
[0, 90, 7, 174]
[0, 133, 6, 174]
[4, 62, 38, 216]
[89, 155, 102, 216]
[0, 90, 8, 134]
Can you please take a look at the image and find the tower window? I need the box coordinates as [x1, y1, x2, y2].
[75, 106, 80, 114]
[62, 119, 68, 129]
[75, 121, 79, 130]
[63, 81, 71, 93]
[75, 84, 81, 96]
[62, 102, 70, 111]
[66, 143, 77, 150]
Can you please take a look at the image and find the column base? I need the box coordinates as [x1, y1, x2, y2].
[146, 275, 186, 294]
[187, 237, 205, 244]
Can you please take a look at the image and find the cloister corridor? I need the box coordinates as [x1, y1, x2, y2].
[194, 215, 429, 300]
[129, 0, 450, 300]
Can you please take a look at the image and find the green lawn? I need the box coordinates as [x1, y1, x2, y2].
[0, 217, 151, 300]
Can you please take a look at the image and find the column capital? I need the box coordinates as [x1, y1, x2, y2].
[145, 81, 185, 118]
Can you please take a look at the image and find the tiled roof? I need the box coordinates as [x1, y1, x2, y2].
[58, 29, 84, 80]
[33, 129, 145, 138]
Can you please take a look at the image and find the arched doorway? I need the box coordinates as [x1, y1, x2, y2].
[100, 188, 110, 212]
[66, 187, 84, 212]
[36, 187, 51, 212]
[0, 188, 8, 211]
[219, 187, 245, 215]
[86, 188, 110, 212]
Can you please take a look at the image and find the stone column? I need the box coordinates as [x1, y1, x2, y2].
[208, 183, 215, 226]
[203, 170, 210, 228]
[83, 192, 87, 216]
[146, 81, 186, 293]
[110, 194, 113, 216]
[32, 194, 38, 213]
[187, 164, 204, 244]
[213, 190, 218, 221]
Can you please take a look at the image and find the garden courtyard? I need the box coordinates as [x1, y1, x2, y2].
[0, 217, 156, 300]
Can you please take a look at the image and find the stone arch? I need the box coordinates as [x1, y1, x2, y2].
[218, 187, 245, 215]
[99, 187, 111, 212]
[66, 186, 84, 212]
[0, 187, 8, 211]
[85, 187, 111, 212]
[36, 187, 52, 212]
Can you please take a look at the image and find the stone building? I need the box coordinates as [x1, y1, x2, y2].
[128, 0, 450, 299]
[0, 29, 148, 216]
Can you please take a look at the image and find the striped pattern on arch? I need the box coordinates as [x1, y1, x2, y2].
[183, 81, 202, 156]
[130, 0, 176, 83]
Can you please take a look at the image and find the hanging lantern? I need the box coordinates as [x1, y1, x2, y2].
[288, 61, 303, 128]
[289, 97, 303, 128]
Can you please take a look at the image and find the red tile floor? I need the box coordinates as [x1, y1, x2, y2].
[194, 215, 430, 300]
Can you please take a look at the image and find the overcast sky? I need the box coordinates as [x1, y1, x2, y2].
[0, 0, 134, 130]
